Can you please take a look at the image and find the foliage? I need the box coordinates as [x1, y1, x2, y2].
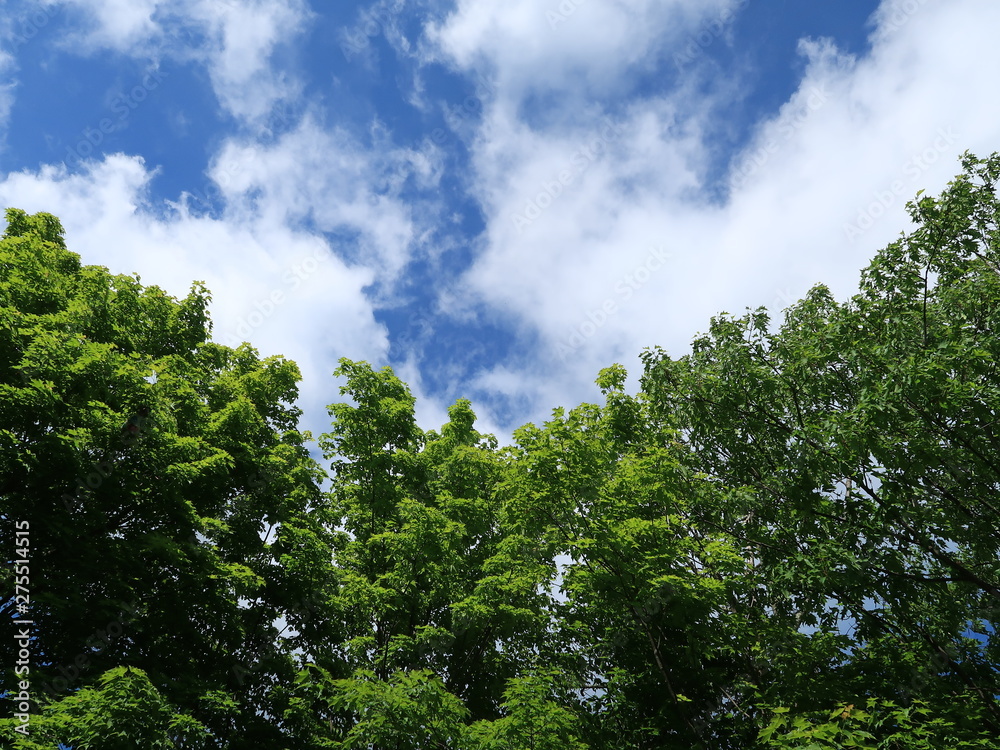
[0, 208, 332, 747]
[0, 666, 210, 749]
[284, 361, 551, 746]
[758, 699, 995, 749]
[641, 151, 1000, 742]
[465, 671, 588, 750]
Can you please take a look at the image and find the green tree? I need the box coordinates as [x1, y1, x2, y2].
[641, 152, 1000, 744]
[500, 363, 785, 749]
[0, 209, 333, 747]
[0, 666, 210, 749]
[466, 670, 588, 750]
[285, 360, 556, 747]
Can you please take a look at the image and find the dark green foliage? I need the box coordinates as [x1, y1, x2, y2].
[641, 152, 1000, 744]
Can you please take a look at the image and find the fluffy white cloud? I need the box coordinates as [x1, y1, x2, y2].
[180, 0, 312, 121]
[427, 0, 1000, 423]
[52, 0, 160, 50]
[427, 0, 736, 98]
[207, 117, 439, 281]
[7, 0, 997, 442]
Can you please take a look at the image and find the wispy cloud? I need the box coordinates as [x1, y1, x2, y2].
[43, 0, 312, 122]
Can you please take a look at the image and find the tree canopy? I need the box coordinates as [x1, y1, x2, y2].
[3, 153, 1000, 748]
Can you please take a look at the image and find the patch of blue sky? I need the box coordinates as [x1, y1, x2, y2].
[692, 0, 882, 201]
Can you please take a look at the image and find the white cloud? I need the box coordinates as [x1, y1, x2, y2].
[427, 0, 737, 99]
[425, 0, 1000, 426]
[337, 0, 409, 68]
[8, 0, 998, 444]
[0, 4, 42, 142]
[44, 0, 312, 121]
[205, 116, 439, 282]
[181, 0, 312, 121]
[53, 0, 160, 50]
[1, 1, 460, 434]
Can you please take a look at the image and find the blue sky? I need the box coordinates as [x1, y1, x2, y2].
[1, 0, 997, 444]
